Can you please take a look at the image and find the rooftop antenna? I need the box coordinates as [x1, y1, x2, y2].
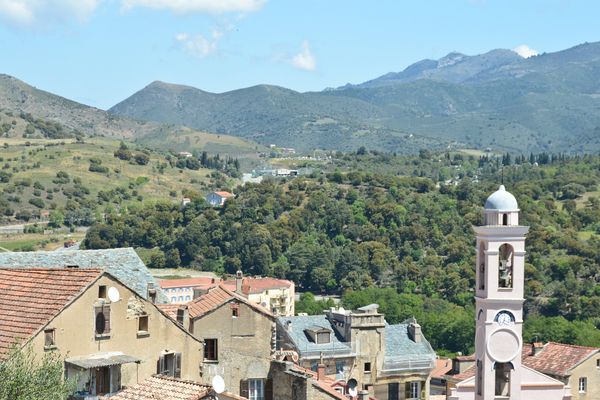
[501, 167, 504, 185]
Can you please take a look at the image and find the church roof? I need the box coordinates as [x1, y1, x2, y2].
[484, 185, 518, 211]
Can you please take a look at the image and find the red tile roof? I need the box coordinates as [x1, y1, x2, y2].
[522, 342, 599, 377]
[105, 375, 246, 400]
[159, 285, 273, 321]
[214, 191, 234, 198]
[159, 277, 219, 289]
[431, 358, 453, 379]
[0, 268, 102, 357]
[222, 277, 293, 295]
[448, 342, 600, 382]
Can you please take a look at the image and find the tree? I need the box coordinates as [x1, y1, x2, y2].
[133, 153, 150, 165]
[0, 345, 76, 399]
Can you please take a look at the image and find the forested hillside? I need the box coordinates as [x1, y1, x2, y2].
[83, 151, 600, 354]
[110, 41, 600, 154]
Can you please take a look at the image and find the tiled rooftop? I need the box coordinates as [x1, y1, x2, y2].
[214, 191, 234, 197]
[0, 248, 168, 303]
[159, 285, 272, 321]
[523, 342, 599, 377]
[159, 277, 219, 289]
[104, 374, 246, 400]
[0, 268, 102, 357]
[222, 277, 293, 294]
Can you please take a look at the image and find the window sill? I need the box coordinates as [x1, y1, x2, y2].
[137, 331, 150, 338]
[498, 288, 513, 291]
[44, 345, 57, 351]
[203, 359, 219, 364]
[95, 333, 111, 341]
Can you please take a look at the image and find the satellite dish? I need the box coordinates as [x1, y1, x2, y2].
[349, 388, 358, 397]
[108, 287, 120, 302]
[212, 375, 225, 394]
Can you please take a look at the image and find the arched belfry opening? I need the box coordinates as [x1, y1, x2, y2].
[498, 244, 514, 289]
[502, 213, 508, 226]
[478, 242, 486, 291]
[494, 362, 514, 396]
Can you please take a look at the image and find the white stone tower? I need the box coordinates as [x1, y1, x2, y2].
[474, 185, 529, 400]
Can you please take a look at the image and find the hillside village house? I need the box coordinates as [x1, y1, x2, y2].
[0, 268, 203, 399]
[0, 247, 169, 303]
[159, 284, 276, 399]
[161, 272, 295, 316]
[276, 304, 436, 400]
[206, 191, 235, 207]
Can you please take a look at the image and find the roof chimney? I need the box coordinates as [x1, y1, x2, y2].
[236, 270, 243, 294]
[408, 321, 422, 343]
[531, 342, 544, 356]
[317, 363, 326, 381]
[358, 390, 370, 400]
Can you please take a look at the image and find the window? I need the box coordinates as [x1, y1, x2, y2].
[388, 382, 399, 400]
[404, 381, 424, 400]
[95, 305, 110, 337]
[476, 360, 482, 395]
[157, 352, 181, 378]
[185, 295, 191, 301]
[311, 361, 318, 372]
[44, 328, 55, 348]
[597, 359, 600, 368]
[138, 315, 149, 333]
[502, 213, 508, 226]
[316, 331, 330, 344]
[364, 362, 371, 373]
[204, 339, 218, 361]
[176, 308, 185, 325]
[98, 285, 107, 299]
[335, 361, 345, 378]
[579, 377, 587, 393]
[248, 379, 264, 400]
[232, 307, 239, 318]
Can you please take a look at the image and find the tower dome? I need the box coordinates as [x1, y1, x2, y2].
[484, 185, 518, 211]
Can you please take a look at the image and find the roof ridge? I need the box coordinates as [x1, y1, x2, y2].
[546, 341, 599, 351]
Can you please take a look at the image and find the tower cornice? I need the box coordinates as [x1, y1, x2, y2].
[473, 225, 529, 237]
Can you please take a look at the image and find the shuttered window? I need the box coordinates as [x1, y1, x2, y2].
[44, 329, 55, 348]
[95, 305, 111, 336]
[204, 339, 218, 361]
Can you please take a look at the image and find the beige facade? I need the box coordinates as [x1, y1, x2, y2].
[28, 274, 203, 397]
[246, 285, 295, 316]
[556, 355, 600, 400]
[189, 300, 275, 397]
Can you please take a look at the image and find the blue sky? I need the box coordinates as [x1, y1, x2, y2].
[0, 0, 598, 109]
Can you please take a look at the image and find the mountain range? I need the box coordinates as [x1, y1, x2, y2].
[110, 41, 600, 154]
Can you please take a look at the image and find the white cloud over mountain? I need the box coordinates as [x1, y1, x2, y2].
[122, 0, 266, 14]
[291, 40, 316, 71]
[176, 30, 223, 57]
[514, 44, 538, 58]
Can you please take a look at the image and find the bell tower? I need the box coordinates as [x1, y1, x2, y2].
[474, 185, 529, 400]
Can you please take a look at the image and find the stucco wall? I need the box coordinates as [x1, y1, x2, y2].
[190, 300, 274, 395]
[28, 274, 203, 389]
[566, 353, 600, 400]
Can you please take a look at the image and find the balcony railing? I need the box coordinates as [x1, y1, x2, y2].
[299, 342, 355, 359]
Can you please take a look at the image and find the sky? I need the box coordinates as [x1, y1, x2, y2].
[0, 0, 598, 109]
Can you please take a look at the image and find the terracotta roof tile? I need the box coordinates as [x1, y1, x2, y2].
[214, 191, 234, 198]
[0, 268, 102, 357]
[522, 342, 599, 377]
[105, 374, 246, 400]
[431, 358, 453, 379]
[222, 277, 293, 294]
[159, 277, 219, 289]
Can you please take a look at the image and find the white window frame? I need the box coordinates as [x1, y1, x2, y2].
[579, 377, 587, 393]
[409, 381, 420, 399]
[248, 378, 264, 400]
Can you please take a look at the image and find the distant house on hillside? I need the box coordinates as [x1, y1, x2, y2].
[159, 276, 220, 304]
[206, 191, 234, 207]
[178, 151, 193, 158]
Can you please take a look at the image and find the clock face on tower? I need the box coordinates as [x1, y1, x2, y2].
[495, 311, 515, 325]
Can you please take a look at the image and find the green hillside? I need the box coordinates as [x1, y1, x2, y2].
[109, 41, 600, 154]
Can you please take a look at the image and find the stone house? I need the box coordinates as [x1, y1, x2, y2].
[221, 273, 295, 316]
[522, 342, 600, 400]
[0, 268, 203, 399]
[276, 305, 436, 400]
[160, 284, 276, 399]
[0, 247, 169, 303]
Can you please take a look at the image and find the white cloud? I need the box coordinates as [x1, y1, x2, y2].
[291, 40, 316, 71]
[0, 0, 100, 25]
[176, 30, 223, 57]
[514, 44, 538, 58]
[122, 0, 266, 14]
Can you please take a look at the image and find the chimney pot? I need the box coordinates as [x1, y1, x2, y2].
[317, 363, 326, 381]
[408, 322, 422, 343]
